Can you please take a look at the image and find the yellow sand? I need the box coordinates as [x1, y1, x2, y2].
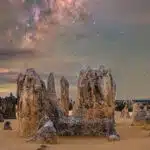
[0, 112, 150, 150]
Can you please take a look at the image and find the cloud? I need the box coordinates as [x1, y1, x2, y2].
[0, 48, 36, 60]
[0, 69, 77, 88]
[0, 69, 78, 99]
[0, 71, 18, 84]
[0, 68, 9, 73]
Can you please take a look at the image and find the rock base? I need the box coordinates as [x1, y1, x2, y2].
[57, 116, 117, 137]
[27, 116, 118, 144]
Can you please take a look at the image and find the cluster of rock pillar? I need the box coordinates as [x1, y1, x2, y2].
[16, 66, 117, 142]
[16, 69, 70, 137]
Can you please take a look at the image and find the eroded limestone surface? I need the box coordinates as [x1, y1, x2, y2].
[60, 76, 69, 115]
[47, 73, 57, 102]
[17, 68, 47, 137]
[73, 65, 116, 119]
[17, 66, 119, 142]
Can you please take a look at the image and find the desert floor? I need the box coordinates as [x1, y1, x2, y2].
[0, 112, 150, 150]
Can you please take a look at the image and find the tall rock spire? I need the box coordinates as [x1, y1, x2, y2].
[60, 76, 69, 115]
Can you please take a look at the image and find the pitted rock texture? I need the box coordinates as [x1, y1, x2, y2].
[17, 68, 47, 137]
[46, 72, 61, 124]
[17, 73, 24, 100]
[57, 116, 116, 136]
[16, 67, 119, 141]
[60, 76, 69, 116]
[73, 66, 116, 119]
[132, 103, 150, 125]
[47, 73, 57, 102]
[56, 66, 118, 137]
[0, 93, 17, 119]
[27, 119, 58, 144]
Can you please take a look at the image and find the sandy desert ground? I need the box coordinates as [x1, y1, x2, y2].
[0, 112, 150, 150]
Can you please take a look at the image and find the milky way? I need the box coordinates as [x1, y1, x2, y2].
[6, 0, 91, 48]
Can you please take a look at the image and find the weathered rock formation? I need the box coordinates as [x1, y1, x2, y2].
[4, 121, 12, 130]
[47, 73, 57, 102]
[16, 73, 24, 100]
[27, 119, 59, 144]
[16, 66, 119, 142]
[0, 93, 17, 120]
[56, 66, 118, 137]
[73, 65, 116, 119]
[17, 68, 47, 137]
[60, 76, 69, 115]
[0, 97, 6, 122]
[132, 102, 150, 126]
[57, 116, 116, 136]
[120, 105, 130, 119]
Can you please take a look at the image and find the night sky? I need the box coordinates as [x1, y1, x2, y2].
[0, 0, 150, 99]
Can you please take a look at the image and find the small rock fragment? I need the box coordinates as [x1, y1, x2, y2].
[4, 121, 12, 130]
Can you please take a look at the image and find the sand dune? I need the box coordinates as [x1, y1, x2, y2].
[0, 113, 150, 150]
